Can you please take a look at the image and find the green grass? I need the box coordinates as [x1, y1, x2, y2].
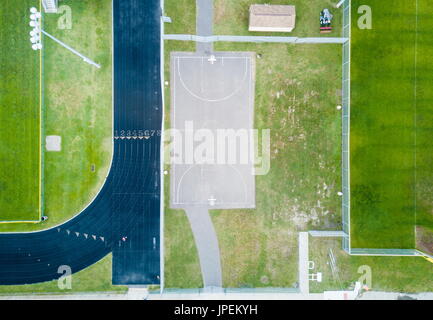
[214, 0, 342, 37]
[309, 237, 433, 293]
[0, 0, 41, 221]
[164, 0, 196, 34]
[211, 42, 342, 288]
[0, 0, 113, 232]
[0, 254, 127, 295]
[163, 40, 203, 289]
[414, 0, 433, 255]
[350, 0, 433, 249]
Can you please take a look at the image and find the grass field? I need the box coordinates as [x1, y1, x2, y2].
[413, 0, 433, 255]
[164, 0, 196, 34]
[163, 0, 343, 288]
[0, 0, 123, 294]
[0, 0, 113, 232]
[211, 42, 342, 288]
[309, 237, 433, 293]
[163, 40, 203, 289]
[0, 0, 41, 222]
[350, 0, 433, 250]
[0, 254, 126, 295]
[214, 0, 342, 37]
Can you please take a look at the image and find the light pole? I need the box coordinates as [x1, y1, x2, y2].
[29, 7, 101, 69]
[29, 8, 42, 51]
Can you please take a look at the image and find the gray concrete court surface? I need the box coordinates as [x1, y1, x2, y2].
[169, 51, 256, 288]
[170, 51, 256, 209]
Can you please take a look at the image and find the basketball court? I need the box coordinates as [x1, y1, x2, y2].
[170, 51, 256, 210]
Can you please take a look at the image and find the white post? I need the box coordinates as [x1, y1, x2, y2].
[336, 0, 346, 8]
[41, 30, 101, 68]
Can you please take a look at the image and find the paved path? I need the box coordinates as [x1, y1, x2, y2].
[196, 0, 213, 53]
[298, 232, 309, 294]
[185, 207, 222, 288]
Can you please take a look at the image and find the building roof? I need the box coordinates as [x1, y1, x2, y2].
[249, 4, 296, 31]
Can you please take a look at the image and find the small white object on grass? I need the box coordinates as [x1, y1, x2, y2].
[337, 191, 343, 196]
[337, 105, 342, 110]
[29, 21, 38, 27]
[164, 81, 169, 86]
[163, 170, 168, 175]
[30, 7, 38, 14]
[35, 12, 42, 19]
[32, 44, 39, 50]
[46, 136, 61, 151]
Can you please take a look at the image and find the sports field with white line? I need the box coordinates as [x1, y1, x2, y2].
[0, 0, 42, 222]
[350, 0, 433, 251]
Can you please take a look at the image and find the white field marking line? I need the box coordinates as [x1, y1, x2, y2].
[172, 56, 177, 202]
[176, 56, 249, 102]
[160, 0, 165, 293]
[175, 164, 195, 203]
[39, 0, 42, 222]
[414, 0, 419, 240]
[346, 0, 352, 252]
[249, 55, 255, 175]
[200, 56, 204, 94]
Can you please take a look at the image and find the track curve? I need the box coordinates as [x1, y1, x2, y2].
[0, 0, 162, 285]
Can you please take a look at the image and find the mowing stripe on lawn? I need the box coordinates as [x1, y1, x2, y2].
[0, 0, 41, 223]
[350, 0, 433, 249]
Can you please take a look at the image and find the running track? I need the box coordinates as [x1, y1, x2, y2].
[0, 0, 162, 285]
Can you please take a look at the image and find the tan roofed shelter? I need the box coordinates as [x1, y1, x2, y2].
[249, 4, 296, 32]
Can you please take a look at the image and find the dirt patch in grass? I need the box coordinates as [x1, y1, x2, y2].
[416, 226, 433, 256]
[214, 0, 227, 25]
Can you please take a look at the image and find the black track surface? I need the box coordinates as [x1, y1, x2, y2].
[0, 0, 162, 286]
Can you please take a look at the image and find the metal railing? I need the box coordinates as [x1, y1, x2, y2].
[341, 0, 351, 253]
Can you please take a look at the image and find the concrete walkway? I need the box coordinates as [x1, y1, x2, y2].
[298, 232, 309, 294]
[164, 34, 349, 44]
[175, 0, 223, 290]
[185, 207, 223, 288]
[196, 0, 213, 53]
